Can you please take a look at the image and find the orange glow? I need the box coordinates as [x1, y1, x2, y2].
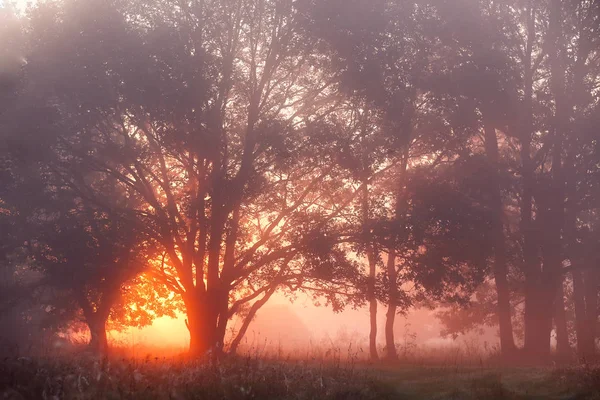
[109, 312, 190, 355]
[100, 290, 502, 358]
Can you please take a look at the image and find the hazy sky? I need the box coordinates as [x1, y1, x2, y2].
[111, 291, 465, 351]
[113, 292, 377, 349]
[7, 0, 32, 13]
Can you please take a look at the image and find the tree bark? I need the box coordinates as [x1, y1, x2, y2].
[79, 292, 111, 355]
[533, 211, 562, 360]
[483, 118, 516, 356]
[184, 292, 215, 357]
[524, 283, 548, 357]
[384, 151, 408, 361]
[362, 179, 379, 361]
[521, 1, 544, 358]
[573, 268, 598, 360]
[583, 269, 599, 359]
[88, 315, 108, 354]
[384, 249, 397, 361]
[585, 268, 599, 359]
[368, 271, 378, 361]
[554, 282, 570, 359]
[528, 0, 568, 361]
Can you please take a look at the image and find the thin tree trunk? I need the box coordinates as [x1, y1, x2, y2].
[384, 151, 408, 361]
[362, 179, 378, 361]
[562, 1, 595, 361]
[368, 267, 378, 361]
[384, 249, 397, 361]
[583, 269, 598, 358]
[367, 245, 378, 361]
[573, 268, 598, 360]
[573, 269, 591, 359]
[229, 286, 277, 355]
[521, 2, 544, 358]
[483, 118, 516, 356]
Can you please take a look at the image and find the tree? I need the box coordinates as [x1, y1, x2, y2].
[549, 0, 600, 360]
[15, 0, 367, 357]
[5, 0, 598, 363]
[299, 0, 502, 360]
[1, 132, 175, 353]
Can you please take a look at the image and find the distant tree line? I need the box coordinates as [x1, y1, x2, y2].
[0, 0, 598, 362]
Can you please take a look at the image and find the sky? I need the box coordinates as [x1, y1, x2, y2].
[5, 0, 32, 13]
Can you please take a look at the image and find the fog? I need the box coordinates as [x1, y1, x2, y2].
[1, 0, 598, 372]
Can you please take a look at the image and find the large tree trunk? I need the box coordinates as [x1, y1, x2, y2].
[88, 315, 108, 354]
[520, 2, 545, 359]
[384, 249, 397, 361]
[79, 292, 111, 355]
[187, 318, 212, 357]
[523, 201, 560, 361]
[483, 119, 516, 357]
[536, 241, 562, 360]
[528, 0, 569, 362]
[554, 282, 570, 359]
[184, 293, 216, 357]
[527, 185, 564, 361]
[573, 268, 598, 360]
[523, 281, 550, 358]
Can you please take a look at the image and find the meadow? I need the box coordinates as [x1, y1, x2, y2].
[1, 345, 599, 400]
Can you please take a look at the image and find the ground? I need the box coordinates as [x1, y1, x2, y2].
[376, 365, 600, 399]
[1, 355, 599, 399]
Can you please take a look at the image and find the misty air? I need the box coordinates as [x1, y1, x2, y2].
[1, 0, 599, 399]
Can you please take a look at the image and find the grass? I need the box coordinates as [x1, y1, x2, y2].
[0, 354, 396, 399]
[376, 366, 566, 399]
[1, 351, 600, 399]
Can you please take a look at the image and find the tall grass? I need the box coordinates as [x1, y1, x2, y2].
[0, 352, 398, 400]
[3, 334, 599, 399]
